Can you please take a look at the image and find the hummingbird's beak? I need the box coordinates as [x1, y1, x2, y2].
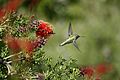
[52, 33, 56, 34]
[49, 32, 55, 34]
[76, 35, 80, 39]
[80, 36, 86, 37]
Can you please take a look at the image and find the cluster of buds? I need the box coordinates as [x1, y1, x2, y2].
[18, 26, 27, 33]
[30, 19, 40, 30]
[33, 37, 47, 49]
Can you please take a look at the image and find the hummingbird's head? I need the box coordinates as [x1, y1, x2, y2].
[76, 35, 80, 39]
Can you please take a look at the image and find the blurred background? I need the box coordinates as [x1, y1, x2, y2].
[0, 0, 120, 79]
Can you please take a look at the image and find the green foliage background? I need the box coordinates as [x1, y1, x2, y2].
[1, 0, 120, 79]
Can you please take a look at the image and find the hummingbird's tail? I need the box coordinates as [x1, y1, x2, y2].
[59, 43, 65, 46]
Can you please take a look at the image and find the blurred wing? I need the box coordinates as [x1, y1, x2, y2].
[68, 22, 73, 36]
[73, 40, 80, 51]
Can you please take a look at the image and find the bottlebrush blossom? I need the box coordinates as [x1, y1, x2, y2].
[4, 0, 22, 12]
[80, 66, 94, 78]
[0, 0, 22, 20]
[17, 38, 35, 57]
[79, 63, 113, 80]
[36, 20, 54, 38]
[4, 35, 34, 55]
[4, 34, 47, 57]
[95, 63, 112, 75]
[4, 34, 21, 53]
[0, 9, 6, 19]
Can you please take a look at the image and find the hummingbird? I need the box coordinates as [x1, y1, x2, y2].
[60, 22, 84, 51]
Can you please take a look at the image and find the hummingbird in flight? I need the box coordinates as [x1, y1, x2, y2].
[60, 22, 84, 51]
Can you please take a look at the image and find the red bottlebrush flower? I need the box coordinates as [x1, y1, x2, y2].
[95, 63, 112, 75]
[80, 63, 113, 79]
[4, 34, 21, 53]
[96, 64, 107, 75]
[36, 20, 54, 38]
[4, 34, 34, 57]
[4, 0, 22, 12]
[0, 0, 22, 20]
[0, 9, 6, 19]
[80, 66, 94, 78]
[4, 34, 48, 57]
[18, 38, 35, 57]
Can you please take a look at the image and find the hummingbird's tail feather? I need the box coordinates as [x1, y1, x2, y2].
[59, 44, 63, 46]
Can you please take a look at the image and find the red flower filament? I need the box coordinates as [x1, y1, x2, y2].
[95, 63, 112, 75]
[0, 0, 22, 20]
[80, 66, 94, 78]
[36, 20, 54, 38]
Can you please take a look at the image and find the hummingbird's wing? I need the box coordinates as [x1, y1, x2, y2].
[73, 40, 80, 51]
[68, 22, 73, 36]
